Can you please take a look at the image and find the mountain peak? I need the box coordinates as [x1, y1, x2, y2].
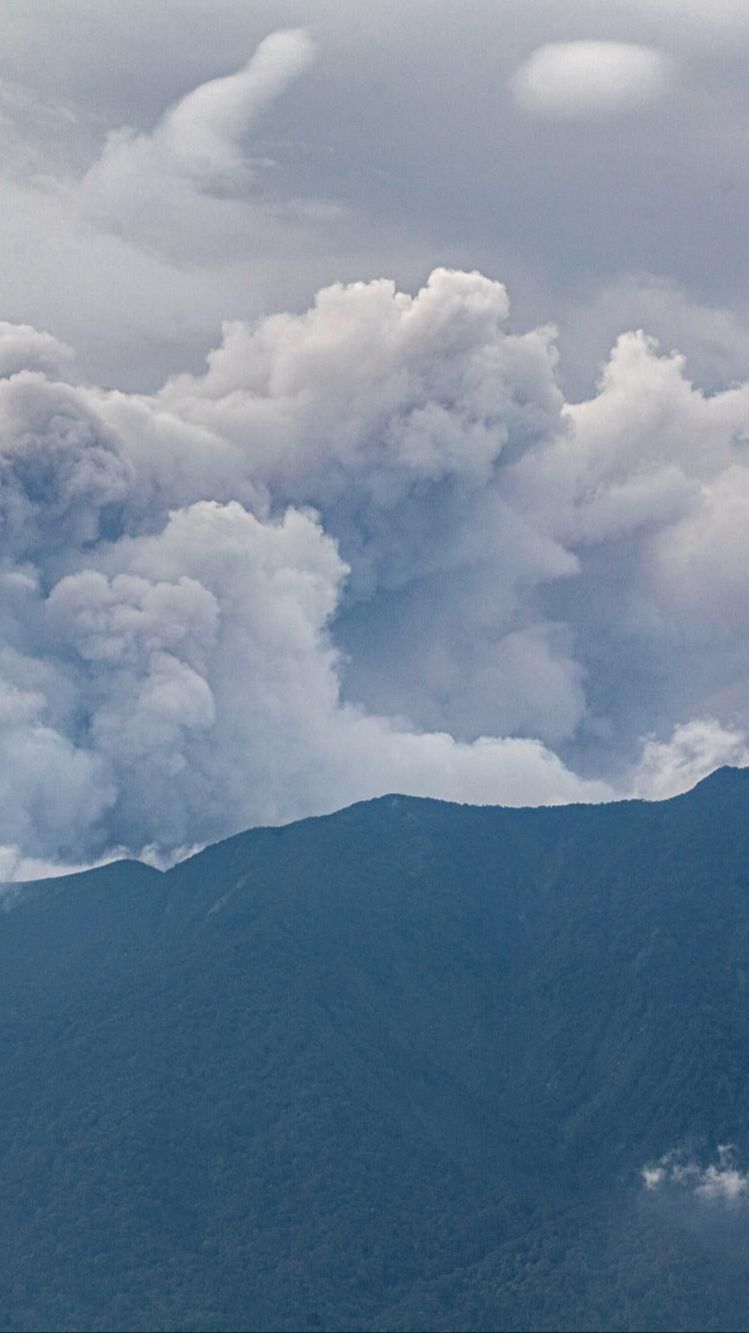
[684, 763, 749, 796]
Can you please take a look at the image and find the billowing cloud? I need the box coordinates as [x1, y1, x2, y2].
[511, 41, 674, 119]
[0, 492, 611, 867]
[0, 678, 114, 865]
[0, 323, 74, 380]
[558, 277, 749, 399]
[2, 265, 749, 875]
[632, 720, 749, 801]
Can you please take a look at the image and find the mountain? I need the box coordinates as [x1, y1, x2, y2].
[3, 770, 749, 1331]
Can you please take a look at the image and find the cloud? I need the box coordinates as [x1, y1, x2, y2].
[0, 848, 109, 888]
[0, 679, 115, 864]
[80, 29, 318, 254]
[1, 1, 749, 404]
[154, 29, 316, 177]
[511, 41, 674, 119]
[632, 720, 749, 801]
[85, 28, 315, 199]
[643, 1146, 749, 1206]
[3, 266, 749, 875]
[557, 276, 749, 400]
[0, 492, 611, 868]
[0, 323, 74, 380]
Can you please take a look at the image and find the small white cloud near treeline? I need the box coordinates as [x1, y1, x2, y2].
[511, 41, 674, 119]
[642, 1145, 749, 1205]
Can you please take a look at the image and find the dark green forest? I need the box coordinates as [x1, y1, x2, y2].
[3, 768, 749, 1330]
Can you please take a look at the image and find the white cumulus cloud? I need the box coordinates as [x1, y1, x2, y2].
[511, 41, 674, 119]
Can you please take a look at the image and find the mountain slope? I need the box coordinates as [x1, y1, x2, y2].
[2, 772, 749, 1330]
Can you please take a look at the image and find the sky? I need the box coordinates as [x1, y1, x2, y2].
[2, 0, 749, 876]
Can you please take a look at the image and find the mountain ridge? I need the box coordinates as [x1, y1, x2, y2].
[2, 765, 749, 1329]
[12, 763, 745, 895]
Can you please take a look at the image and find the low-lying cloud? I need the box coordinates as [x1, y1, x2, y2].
[643, 1146, 749, 1206]
[1, 263, 749, 874]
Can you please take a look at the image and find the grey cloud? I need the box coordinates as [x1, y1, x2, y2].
[555, 277, 749, 400]
[1, 264, 749, 873]
[1, 2, 749, 393]
[81, 29, 318, 253]
[0, 678, 114, 863]
[0, 373, 132, 560]
[5, 490, 610, 865]
[0, 324, 73, 380]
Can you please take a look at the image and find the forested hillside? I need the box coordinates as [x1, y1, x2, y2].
[3, 770, 749, 1331]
